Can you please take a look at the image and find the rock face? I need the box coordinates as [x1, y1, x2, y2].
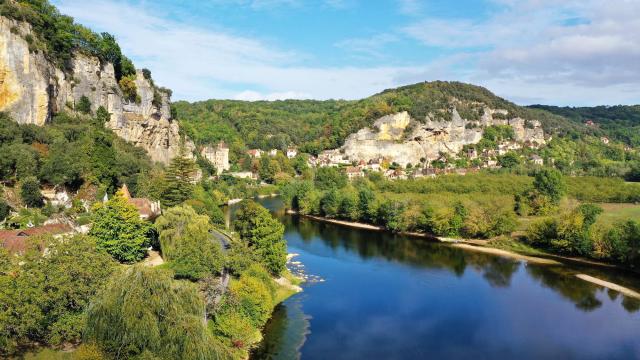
[340, 109, 545, 167]
[0, 16, 192, 164]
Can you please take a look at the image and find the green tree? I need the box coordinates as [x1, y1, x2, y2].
[258, 156, 279, 184]
[233, 201, 286, 276]
[320, 189, 341, 218]
[89, 190, 152, 263]
[162, 147, 197, 207]
[0, 235, 115, 356]
[76, 95, 92, 114]
[534, 168, 567, 204]
[498, 152, 521, 168]
[155, 205, 224, 281]
[85, 266, 229, 360]
[20, 176, 43, 208]
[314, 166, 347, 190]
[0, 198, 10, 222]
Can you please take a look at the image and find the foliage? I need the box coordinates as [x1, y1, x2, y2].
[89, 190, 152, 263]
[314, 166, 347, 190]
[85, 266, 230, 360]
[0, 1, 135, 77]
[0, 198, 10, 222]
[20, 176, 43, 207]
[119, 75, 139, 103]
[162, 147, 198, 207]
[0, 235, 115, 356]
[155, 205, 224, 281]
[533, 168, 567, 205]
[0, 112, 153, 194]
[233, 201, 287, 276]
[76, 96, 92, 115]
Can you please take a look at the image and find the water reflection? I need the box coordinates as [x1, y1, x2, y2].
[244, 198, 640, 359]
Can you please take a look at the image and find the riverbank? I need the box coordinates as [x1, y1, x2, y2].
[288, 210, 640, 300]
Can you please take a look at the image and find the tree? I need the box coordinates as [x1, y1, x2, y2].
[20, 176, 43, 208]
[534, 168, 567, 205]
[0, 198, 10, 222]
[314, 166, 347, 190]
[233, 201, 286, 276]
[320, 189, 341, 218]
[498, 152, 521, 168]
[258, 157, 279, 184]
[155, 205, 224, 281]
[0, 236, 115, 356]
[89, 190, 152, 263]
[162, 147, 197, 207]
[85, 266, 229, 360]
[77, 95, 92, 114]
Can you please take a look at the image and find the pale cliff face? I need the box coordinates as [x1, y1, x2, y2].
[0, 16, 193, 164]
[340, 109, 545, 167]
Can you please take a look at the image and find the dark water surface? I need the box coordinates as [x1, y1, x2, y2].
[247, 198, 640, 360]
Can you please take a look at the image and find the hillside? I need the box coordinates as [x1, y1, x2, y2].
[174, 81, 582, 157]
[530, 105, 640, 146]
[0, 0, 192, 163]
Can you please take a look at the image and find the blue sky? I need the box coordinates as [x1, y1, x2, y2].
[52, 0, 640, 106]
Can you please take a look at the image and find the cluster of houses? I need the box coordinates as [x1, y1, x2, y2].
[246, 147, 298, 159]
[0, 184, 160, 255]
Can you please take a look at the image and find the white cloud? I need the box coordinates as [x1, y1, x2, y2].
[52, 0, 640, 106]
[233, 90, 311, 101]
[52, 0, 437, 102]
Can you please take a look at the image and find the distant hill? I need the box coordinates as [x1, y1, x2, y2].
[529, 105, 640, 146]
[174, 81, 583, 156]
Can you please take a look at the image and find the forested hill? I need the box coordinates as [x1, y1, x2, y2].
[173, 81, 582, 156]
[530, 105, 640, 147]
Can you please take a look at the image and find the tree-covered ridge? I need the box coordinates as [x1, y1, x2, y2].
[174, 81, 584, 157]
[530, 105, 640, 147]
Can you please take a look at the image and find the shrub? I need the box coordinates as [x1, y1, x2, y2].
[119, 75, 139, 103]
[77, 95, 92, 114]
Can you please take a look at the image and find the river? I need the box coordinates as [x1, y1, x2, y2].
[239, 197, 640, 360]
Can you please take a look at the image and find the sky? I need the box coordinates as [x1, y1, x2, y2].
[51, 0, 640, 106]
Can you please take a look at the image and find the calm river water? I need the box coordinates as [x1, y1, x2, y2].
[242, 198, 640, 360]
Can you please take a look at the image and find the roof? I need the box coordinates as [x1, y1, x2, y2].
[0, 224, 73, 254]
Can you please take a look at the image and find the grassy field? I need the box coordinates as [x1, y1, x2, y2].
[596, 203, 640, 227]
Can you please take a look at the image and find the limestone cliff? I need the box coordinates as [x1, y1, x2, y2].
[339, 108, 546, 167]
[0, 16, 193, 164]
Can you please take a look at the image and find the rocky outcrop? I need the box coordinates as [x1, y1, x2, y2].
[339, 108, 546, 167]
[0, 16, 192, 164]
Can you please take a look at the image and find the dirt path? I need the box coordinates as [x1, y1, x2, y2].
[143, 250, 164, 267]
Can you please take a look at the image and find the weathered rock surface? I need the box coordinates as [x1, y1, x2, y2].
[0, 16, 192, 164]
[340, 109, 545, 167]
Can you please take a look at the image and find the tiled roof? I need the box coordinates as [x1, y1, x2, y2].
[0, 224, 73, 254]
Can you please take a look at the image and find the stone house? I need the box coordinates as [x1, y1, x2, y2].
[530, 154, 544, 166]
[286, 147, 298, 159]
[200, 141, 230, 175]
[119, 185, 161, 221]
[247, 149, 262, 159]
[345, 166, 364, 180]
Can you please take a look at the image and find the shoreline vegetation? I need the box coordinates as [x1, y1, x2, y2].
[287, 209, 640, 300]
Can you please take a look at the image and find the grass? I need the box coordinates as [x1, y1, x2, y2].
[487, 236, 547, 257]
[595, 203, 640, 227]
[23, 349, 73, 360]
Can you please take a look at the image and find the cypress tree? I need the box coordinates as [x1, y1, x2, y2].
[162, 145, 198, 207]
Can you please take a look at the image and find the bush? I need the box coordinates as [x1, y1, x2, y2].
[77, 95, 92, 114]
[119, 75, 139, 103]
